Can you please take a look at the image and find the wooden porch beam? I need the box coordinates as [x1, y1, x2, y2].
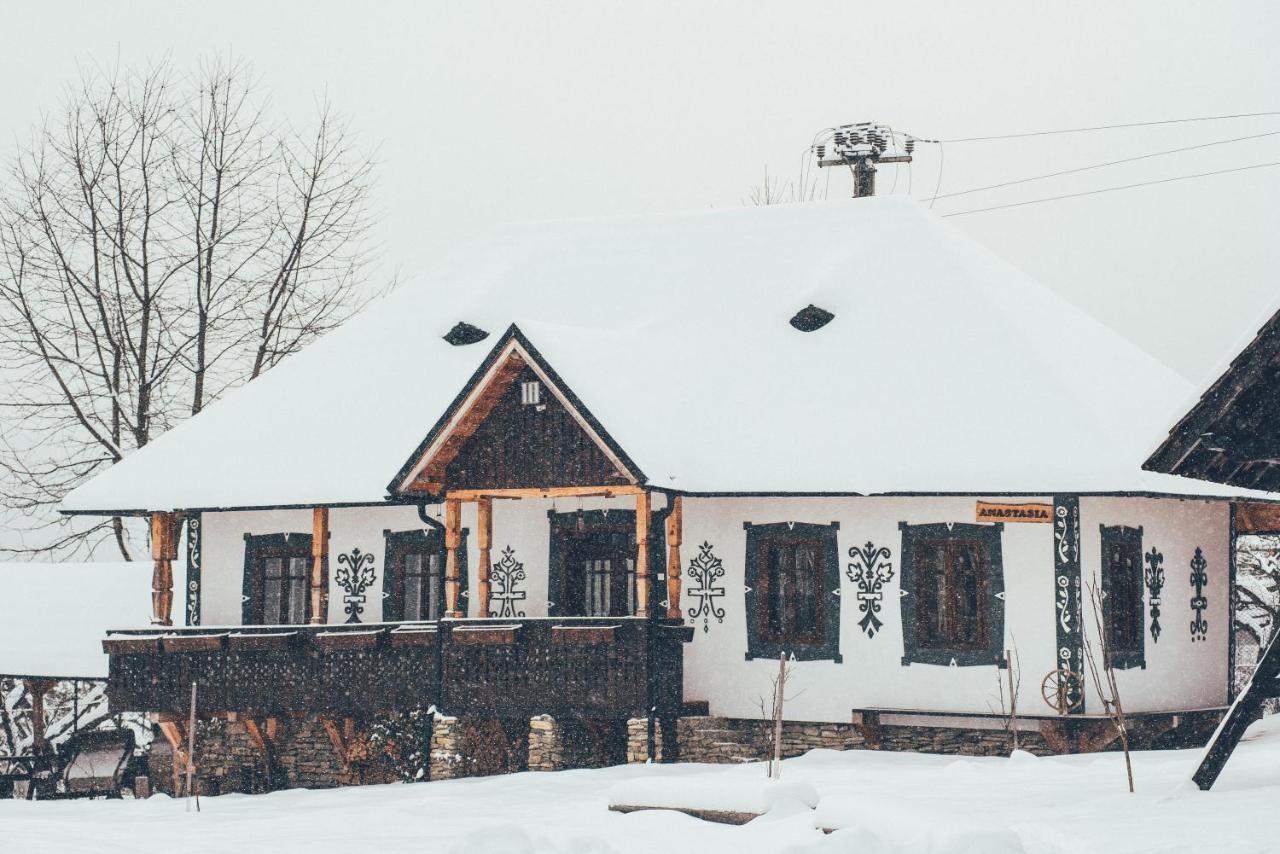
[311, 508, 330, 624]
[446, 485, 645, 502]
[150, 511, 180, 626]
[157, 719, 188, 795]
[320, 716, 359, 784]
[477, 497, 493, 618]
[636, 491, 651, 619]
[666, 496, 683, 619]
[444, 498, 463, 618]
[243, 718, 268, 756]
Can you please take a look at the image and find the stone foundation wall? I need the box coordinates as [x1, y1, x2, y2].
[148, 716, 400, 796]
[428, 715, 466, 781]
[155, 711, 1175, 794]
[675, 716, 1054, 763]
[527, 715, 564, 771]
[626, 717, 673, 763]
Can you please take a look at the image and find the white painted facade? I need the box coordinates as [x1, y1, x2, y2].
[188, 491, 1231, 723]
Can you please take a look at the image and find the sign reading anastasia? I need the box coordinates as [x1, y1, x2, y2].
[975, 501, 1053, 523]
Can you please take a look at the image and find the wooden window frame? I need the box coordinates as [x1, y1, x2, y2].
[242, 533, 313, 626]
[899, 522, 1006, 668]
[744, 521, 841, 662]
[382, 527, 467, 622]
[1100, 524, 1146, 670]
[547, 509, 665, 618]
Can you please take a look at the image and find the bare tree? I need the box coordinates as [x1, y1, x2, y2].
[0, 57, 375, 558]
[1084, 579, 1134, 792]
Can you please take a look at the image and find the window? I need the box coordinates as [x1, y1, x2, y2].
[242, 533, 312, 625]
[548, 510, 664, 618]
[1100, 525, 1145, 670]
[383, 528, 463, 622]
[900, 522, 1005, 667]
[744, 521, 841, 662]
[520, 380, 543, 407]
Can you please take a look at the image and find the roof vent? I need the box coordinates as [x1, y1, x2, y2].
[443, 322, 489, 346]
[789, 304, 835, 332]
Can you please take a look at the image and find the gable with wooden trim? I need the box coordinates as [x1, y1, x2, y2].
[391, 327, 643, 498]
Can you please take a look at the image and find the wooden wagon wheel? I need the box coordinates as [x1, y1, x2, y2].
[1041, 668, 1083, 715]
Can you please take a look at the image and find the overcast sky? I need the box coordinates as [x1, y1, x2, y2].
[2, 0, 1278, 381]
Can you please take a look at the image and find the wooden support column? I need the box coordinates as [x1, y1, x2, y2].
[311, 507, 330, 624]
[665, 495, 683, 619]
[477, 497, 493, 618]
[150, 511, 179, 626]
[25, 678, 55, 754]
[444, 498, 463, 618]
[635, 491, 651, 618]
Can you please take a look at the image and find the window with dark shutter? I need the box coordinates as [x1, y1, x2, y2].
[900, 522, 1005, 667]
[242, 533, 313, 626]
[1100, 525, 1145, 670]
[383, 528, 458, 622]
[744, 521, 841, 661]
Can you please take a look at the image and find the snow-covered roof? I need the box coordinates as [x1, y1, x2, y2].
[0, 562, 157, 678]
[61, 197, 1266, 513]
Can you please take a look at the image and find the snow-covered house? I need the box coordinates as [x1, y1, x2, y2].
[62, 198, 1265, 789]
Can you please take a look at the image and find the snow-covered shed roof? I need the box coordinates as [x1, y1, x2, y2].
[0, 562, 157, 678]
[61, 197, 1264, 513]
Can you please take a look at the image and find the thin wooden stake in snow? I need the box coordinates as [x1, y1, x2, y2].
[770, 653, 786, 780]
[1006, 647, 1020, 752]
[185, 681, 199, 812]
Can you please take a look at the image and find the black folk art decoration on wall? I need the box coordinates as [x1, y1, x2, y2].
[336, 548, 377, 624]
[489, 546, 527, 618]
[1144, 546, 1165, 643]
[1189, 546, 1209, 642]
[686, 542, 726, 633]
[846, 542, 893, 638]
[1052, 496, 1085, 712]
[185, 514, 202, 626]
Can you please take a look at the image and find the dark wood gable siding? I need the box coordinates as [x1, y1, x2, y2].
[1145, 308, 1280, 492]
[444, 365, 631, 491]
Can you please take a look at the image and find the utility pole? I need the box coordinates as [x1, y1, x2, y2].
[816, 122, 914, 197]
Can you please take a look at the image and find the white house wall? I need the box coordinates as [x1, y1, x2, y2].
[1078, 496, 1229, 712]
[189, 492, 1229, 720]
[196, 495, 641, 626]
[679, 495, 1058, 722]
[678, 494, 1231, 722]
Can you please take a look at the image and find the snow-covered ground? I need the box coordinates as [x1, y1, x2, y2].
[7, 718, 1280, 854]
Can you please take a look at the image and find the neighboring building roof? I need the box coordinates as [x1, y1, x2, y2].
[61, 197, 1266, 513]
[1145, 300, 1280, 493]
[0, 562, 156, 679]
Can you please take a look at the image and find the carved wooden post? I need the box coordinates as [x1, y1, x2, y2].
[477, 497, 493, 618]
[150, 511, 178, 626]
[311, 507, 330, 624]
[26, 678, 55, 753]
[666, 495, 683, 619]
[444, 498, 463, 618]
[635, 491, 651, 618]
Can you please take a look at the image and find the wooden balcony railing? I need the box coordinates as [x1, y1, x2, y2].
[103, 618, 694, 719]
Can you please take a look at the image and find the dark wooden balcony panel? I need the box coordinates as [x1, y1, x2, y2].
[162, 633, 227, 653]
[104, 618, 690, 719]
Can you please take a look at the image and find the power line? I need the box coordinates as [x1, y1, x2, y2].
[929, 142, 945, 208]
[930, 130, 1280, 201]
[924, 111, 1280, 144]
[940, 161, 1280, 217]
